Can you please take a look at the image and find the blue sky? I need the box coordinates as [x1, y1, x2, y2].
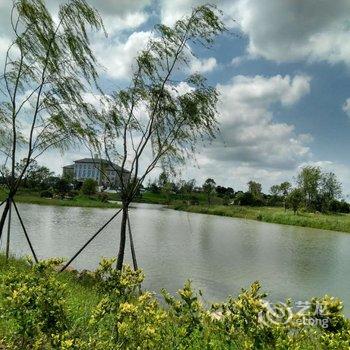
[1, 0, 350, 196]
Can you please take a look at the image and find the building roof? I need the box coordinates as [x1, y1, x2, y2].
[73, 158, 130, 173]
[63, 164, 74, 169]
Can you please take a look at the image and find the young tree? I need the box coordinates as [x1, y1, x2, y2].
[97, 5, 225, 270]
[203, 178, 216, 206]
[280, 181, 292, 211]
[287, 188, 304, 214]
[248, 180, 262, 200]
[0, 0, 105, 238]
[319, 172, 342, 212]
[81, 178, 97, 196]
[297, 166, 322, 211]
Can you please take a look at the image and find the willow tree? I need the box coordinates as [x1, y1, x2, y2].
[98, 5, 226, 270]
[0, 0, 104, 238]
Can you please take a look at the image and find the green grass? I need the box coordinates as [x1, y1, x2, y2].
[0, 189, 121, 209]
[172, 204, 350, 233]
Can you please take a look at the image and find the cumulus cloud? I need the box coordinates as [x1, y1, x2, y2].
[180, 74, 313, 190]
[160, 0, 350, 66]
[190, 57, 217, 74]
[93, 31, 153, 80]
[233, 0, 350, 65]
[210, 74, 312, 168]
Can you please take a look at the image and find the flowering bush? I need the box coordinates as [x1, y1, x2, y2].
[0, 258, 69, 349]
[0, 258, 349, 349]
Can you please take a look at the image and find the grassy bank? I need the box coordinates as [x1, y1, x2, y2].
[0, 255, 349, 349]
[0, 189, 121, 209]
[172, 204, 350, 233]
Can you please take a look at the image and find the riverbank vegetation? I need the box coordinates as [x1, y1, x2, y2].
[172, 204, 350, 233]
[0, 188, 120, 209]
[0, 255, 349, 349]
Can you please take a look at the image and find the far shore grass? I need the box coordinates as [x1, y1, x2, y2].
[172, 203, 350, 233]
[0, 189, 121, 209]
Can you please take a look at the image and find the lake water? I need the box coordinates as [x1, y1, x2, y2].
[1, 202, 350, 311]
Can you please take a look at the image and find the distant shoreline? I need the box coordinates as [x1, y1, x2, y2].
[171, 204, 350, 234]
[2, 190, 350, 233]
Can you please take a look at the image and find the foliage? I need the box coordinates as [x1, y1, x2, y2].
[40, 189, 53, 198]
[287, 188, 305, 214]
[81, 179, 97, 196]
[202, 178, 216, 205]
[0, 258, 68, 349]
[0, 0, 105, 237]
[55, 178, 71, 196]
[248, 180, 262, 197]
[1, 257, 350, 349]
[95, 4, 226, 269]
[297, 166, 342, 212]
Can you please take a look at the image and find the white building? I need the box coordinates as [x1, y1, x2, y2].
[63, 158, 130, 188]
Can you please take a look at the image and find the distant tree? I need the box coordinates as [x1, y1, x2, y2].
[216, 185, 227, 197]
[287, 188, 304, 214]
[54, 178, 70, 197]
[179, 179, 196, 198]
[203, 178, 216, 206]
[149, 182, 160, 194]
[158, 172, 169, 189]
[21, 160, 54, 190]
[319, 172, 342, 211]
[81, 179, 97, 196]
[269, 185, 280, 197]
[248, 181, 263, 203]
[226, 187, 235, 197]
[279, 181, 292, 211]
[161, 181, 173, 203]
[297, 166, 322, 210]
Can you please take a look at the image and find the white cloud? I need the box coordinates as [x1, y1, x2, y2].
[233, 0, 350, 65]
[190, 57, 217, 74]
[342, 98, 350, 118]
[180, 74, 313, 190]
[86, 0, 151, 16]
[100, 12, 148, 36]
[93, 31, 153, 80]
[160, 0, 350, 66]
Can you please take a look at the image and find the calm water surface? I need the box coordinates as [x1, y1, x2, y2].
[1, 203, 350, 311]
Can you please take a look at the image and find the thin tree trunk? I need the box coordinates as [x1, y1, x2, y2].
[127, 216, 138, 270]
[6, 199, 12, 260]
[116, 204, 129, 270]
[0, 200, 10, 240]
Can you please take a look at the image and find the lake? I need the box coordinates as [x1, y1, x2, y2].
[1, 202, 350, 311]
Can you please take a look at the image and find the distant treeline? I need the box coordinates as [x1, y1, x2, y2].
[1, 161, 349, 214]
[146, 166, 349, 214]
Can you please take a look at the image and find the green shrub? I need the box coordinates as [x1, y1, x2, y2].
[1, 258, 350, 349]
[0, 258, 69, 349]
[40, 190, 53, 198]
[81, 179, 97, 196]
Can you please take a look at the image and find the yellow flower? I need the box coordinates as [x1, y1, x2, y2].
[120, 302, 137, 315]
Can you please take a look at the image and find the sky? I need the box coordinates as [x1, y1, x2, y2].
[1, 0, 350, 196]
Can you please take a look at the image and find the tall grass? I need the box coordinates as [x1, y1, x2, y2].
[173, 204, 350, 233]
